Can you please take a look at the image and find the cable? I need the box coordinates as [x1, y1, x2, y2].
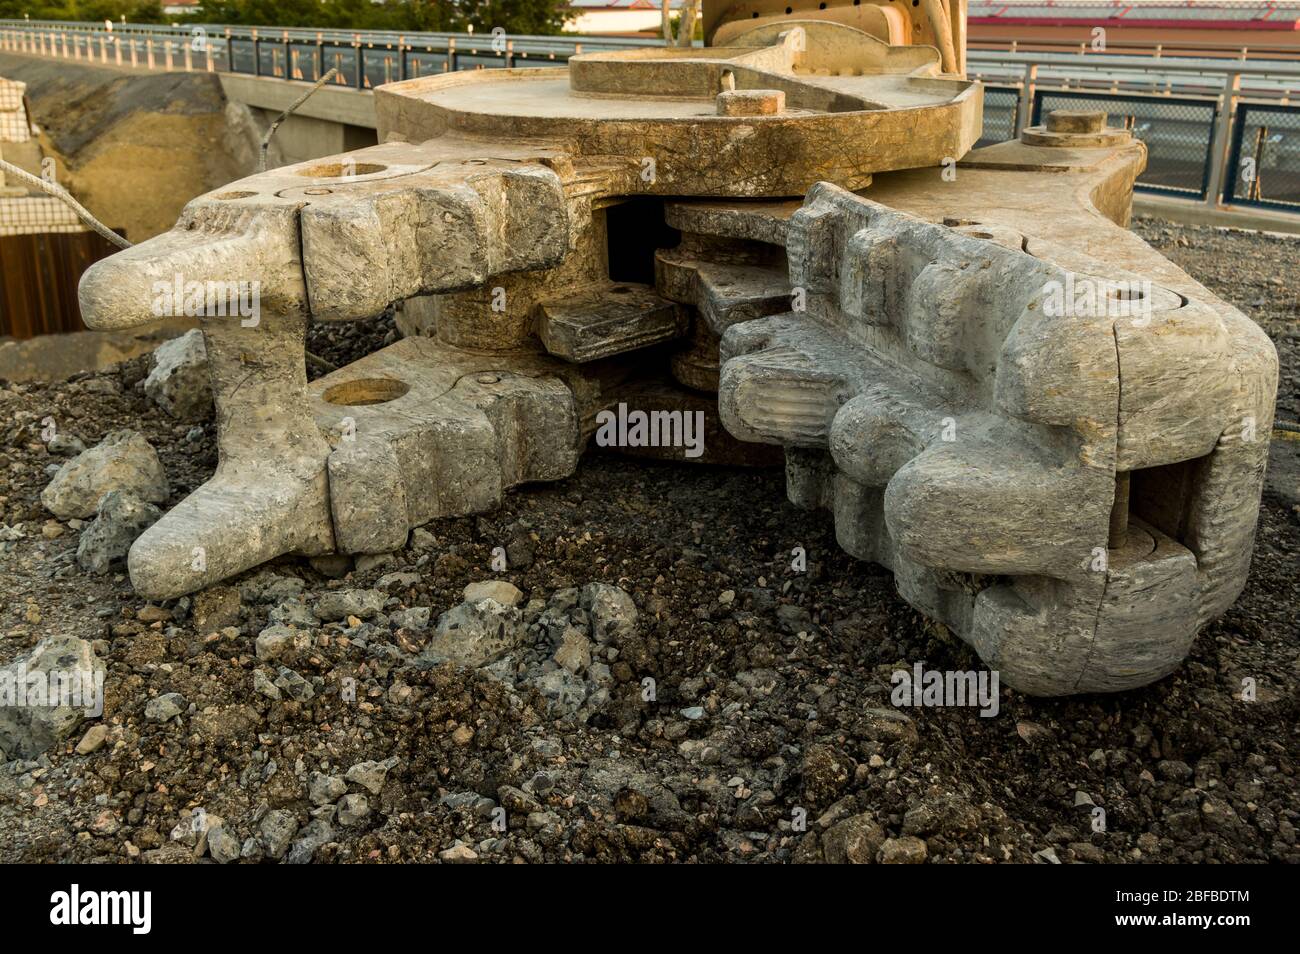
[0, 157, 132, 249]
[259, 69, 341, 173]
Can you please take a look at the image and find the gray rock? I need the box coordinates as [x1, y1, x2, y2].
[287, 818, 334, 864]
[144, 329, 212, 422]
[424, 598, 526, 667]
[253, 669, 281, 701]
[553, 627, 592, 674]
[255, 624, 299, 661]
[240, 571, 306, 605]
[145, 692, 186, 722]
[0, 635, 105, 759]
[822, 813, 887, 864]
[207, 824, 241, 864]
[345, 757, 399, 795]
[259, 809, 299, 860]
[390, 606, 431, 631]
[377, 571, 421, 592]
[581, 583, 637, 641]
[314, 588, 385, 621]
[463, 580, 523, 607]
[337, 793, 371, 826]
[41, 429, 169, 519]
[353, 552, 395, 575]
[308, 772, 347, 806]
[76, 491, 163, 574]
[879, 835, 928, 864]
[75, 723, 109, 755]
[268, 600, 315, 628]
[47, 432, 86, 456]
[438, 843, 478, 864]
[274, 667, 314, 702]
[776, 603, 813, 634]
[531, 668, 588, 715]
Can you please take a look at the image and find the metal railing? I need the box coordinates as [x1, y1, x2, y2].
[968, 34, 1300, 63]
[3, 20, 1300, 212]
[0, 20, 660, 84]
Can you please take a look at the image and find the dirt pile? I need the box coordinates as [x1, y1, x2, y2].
[0, 54, 259, 241]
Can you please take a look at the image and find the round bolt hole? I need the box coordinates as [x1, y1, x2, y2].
[213, 190, 257, 201]
[967, 231, 994, 239]
[476, 373, 500, 384]
[303, 188, 333, 195]
[322, 377, 410, 406]
[296, 161, 387, 178]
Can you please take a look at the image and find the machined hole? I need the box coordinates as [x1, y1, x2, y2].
[297, 161, 387, 178]
[322, 377, 410, 406]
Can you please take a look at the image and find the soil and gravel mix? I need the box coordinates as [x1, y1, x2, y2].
[0, 216, 1295, 864]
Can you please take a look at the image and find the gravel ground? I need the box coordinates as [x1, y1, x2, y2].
[0, 217, 1295, 864]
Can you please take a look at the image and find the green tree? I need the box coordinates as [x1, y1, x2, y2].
[0, 1, 569, 35]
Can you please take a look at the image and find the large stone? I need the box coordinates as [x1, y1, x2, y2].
[424, 598, 526, 667]
[0, 636, 105, 760]
[76, 491, 163, 574]
[144, 329, 212, 421]
[41, 430, 169, 520]
[463, 580, 523, 607]
[314, 588, 385, 622]
[581, 583, 638, 642]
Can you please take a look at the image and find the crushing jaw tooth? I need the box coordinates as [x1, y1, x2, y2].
[77, 144, 580, 600]
[714, 181, 1275, 696]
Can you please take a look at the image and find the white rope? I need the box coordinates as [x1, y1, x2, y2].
[0, 157, 132, 249]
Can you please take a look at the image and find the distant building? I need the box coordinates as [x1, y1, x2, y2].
[565, 0, 687, 36]
[161, 0, 202, 16]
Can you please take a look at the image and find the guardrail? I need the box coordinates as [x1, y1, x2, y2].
[969, 34, 1300, 63]
[2, 20, 1299, 213]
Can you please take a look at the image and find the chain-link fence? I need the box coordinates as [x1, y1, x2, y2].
[1034, 91, 1217, 198]
[1226, 104, 1300, 211]
[978, 86, 1019, 147]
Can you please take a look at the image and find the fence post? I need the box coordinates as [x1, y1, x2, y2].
[1015, 63, 1037, 137]
[1204, 71, 1242, 208]
[448, 37, 456, 73]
